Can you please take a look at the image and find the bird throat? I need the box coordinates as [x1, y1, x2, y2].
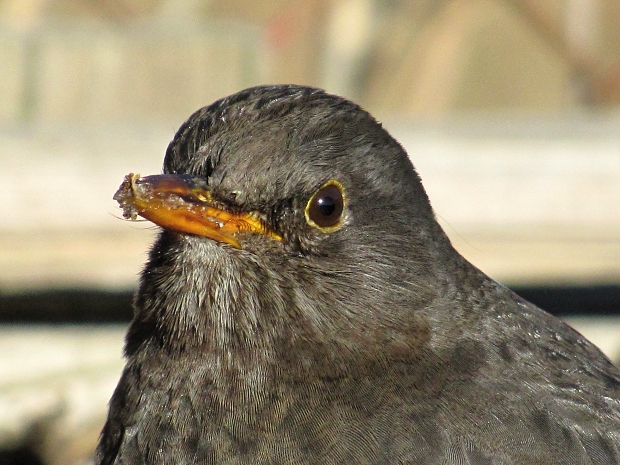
[129, 231, 432, 382]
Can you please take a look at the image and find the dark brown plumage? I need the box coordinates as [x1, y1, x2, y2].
[98, 85, 620, 464]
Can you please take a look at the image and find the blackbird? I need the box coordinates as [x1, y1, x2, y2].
[98, 85, 620, 464]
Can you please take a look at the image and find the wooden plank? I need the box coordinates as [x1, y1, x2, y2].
[1, 115, 620, 291]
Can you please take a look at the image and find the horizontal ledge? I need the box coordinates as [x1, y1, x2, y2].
[1, 225, 620, 292]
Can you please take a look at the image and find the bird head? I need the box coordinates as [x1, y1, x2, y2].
[116, 85, 454, 376]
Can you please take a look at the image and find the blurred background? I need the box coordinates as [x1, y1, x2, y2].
[1, 0, 620, 463]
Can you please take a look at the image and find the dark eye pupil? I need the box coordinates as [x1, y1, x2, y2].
[307, 183, 344, 228]
[317, 196, 336, 217]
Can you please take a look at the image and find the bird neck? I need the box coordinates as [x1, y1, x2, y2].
[126, 232, 437, 380]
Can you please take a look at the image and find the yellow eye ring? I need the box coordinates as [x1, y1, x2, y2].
[304, 180, 346, 231]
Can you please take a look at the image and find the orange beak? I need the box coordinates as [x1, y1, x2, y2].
[113, 173, 282, 249]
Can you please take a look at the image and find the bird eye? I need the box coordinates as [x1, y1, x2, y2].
[305, 180, 345, 230]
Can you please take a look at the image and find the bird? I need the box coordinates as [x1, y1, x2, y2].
[98, 85, 620, 464]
